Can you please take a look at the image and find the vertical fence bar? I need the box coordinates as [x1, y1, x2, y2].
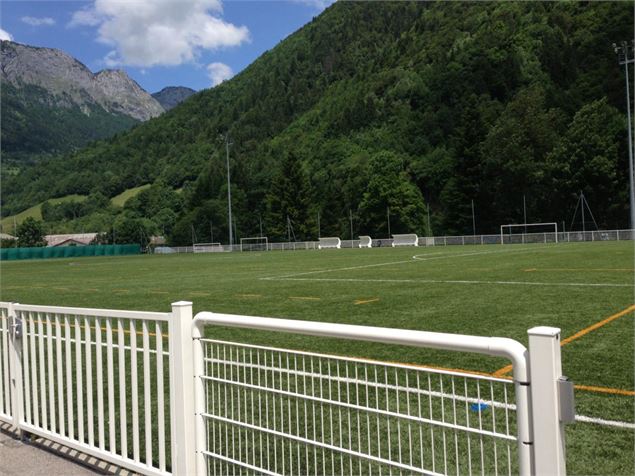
[8, 304, 24, 434]
[47, 315, 55, 433]
[142, 320, 152, 465]
[169, 301, 197, 475]
[75, 316, 84, 443]
[130, 320, 140, 462]
[37, 313, 47, 430]
[528, 327, 566, 476]
[118, 319, 127, 459]
[64, 314, 74, 440]
[85, 316, 94, 447]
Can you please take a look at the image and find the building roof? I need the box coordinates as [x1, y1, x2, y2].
[45, 233, 98, 247]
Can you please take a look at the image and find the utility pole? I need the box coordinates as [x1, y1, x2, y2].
[386, 206, 391, 238]
[222, 133, 234, 245]
[349, 209, 354, 245]
[523, 195, 527, 233]
[581, 191, 586, 233]
[259, 214, 263, 237]
[317, 211, 321, 239]
[210, 220, 213, 243]
[427, 204, 432, 237]
[614, 41, 635, 230]
[471, 200, 476, 236]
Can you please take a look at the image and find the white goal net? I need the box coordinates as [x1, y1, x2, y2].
[240, 237, 268, 251]
[193, 242, 224, 253]
[500, 223, 558, 244]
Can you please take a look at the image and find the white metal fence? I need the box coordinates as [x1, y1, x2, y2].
[1, 302, 572, 475]
[152, 229, 634, 254]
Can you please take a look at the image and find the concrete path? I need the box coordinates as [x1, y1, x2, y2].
[0, 424, 127, 475]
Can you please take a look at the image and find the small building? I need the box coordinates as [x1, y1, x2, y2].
[45, 233, 98, 247]
[0, 233, 16, 241]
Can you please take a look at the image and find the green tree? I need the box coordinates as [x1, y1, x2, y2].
[357, 151, 427, 236]
[16, 217, 46, 247]
[266, 153, 314, 240]
[547, 98, 627, 228]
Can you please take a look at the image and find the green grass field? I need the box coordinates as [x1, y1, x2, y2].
[1, 241, 633, 474]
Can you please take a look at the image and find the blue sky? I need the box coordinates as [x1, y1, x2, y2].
[0, 0, 333, 93]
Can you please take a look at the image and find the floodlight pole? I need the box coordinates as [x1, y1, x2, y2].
[223, 133, 234, 246]
[471, 200, 476, 236]
[387, 206, 391, 238]
[317, 211, 321, 239]
[614, 41, 635, 230]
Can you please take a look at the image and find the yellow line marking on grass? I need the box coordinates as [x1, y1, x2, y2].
[574, 384, 635, 397]
[53, 287, 70, 291]
[149, 290, 168, 294]
[494, 304, 635, 377]
[525, 268, 634, 273]
[236, 294, 263, 298]
[354, 298, 379, 305]
[189, 292, 210, 296]
[523, 268, 537, 272]
[561, 304, 635, 346]
[289, 296, 321, 301]
[86, 288, 99, 292]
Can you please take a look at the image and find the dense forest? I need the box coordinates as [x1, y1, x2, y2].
[1, 82, 139, 167]
[2, 2, 633, 244]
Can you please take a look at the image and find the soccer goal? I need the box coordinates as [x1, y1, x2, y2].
[193, 242, 224, 253]
[500, 223, 558, 244]
[240, 237, 269, 251]
[392, 234, 419, 247]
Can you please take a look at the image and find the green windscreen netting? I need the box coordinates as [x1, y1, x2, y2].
[0, 244, 141, 260]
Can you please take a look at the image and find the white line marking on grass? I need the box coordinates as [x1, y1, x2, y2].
[261, 247, 542, 281]
[575, 415, 635, 430]
[270, 277, 633, 288]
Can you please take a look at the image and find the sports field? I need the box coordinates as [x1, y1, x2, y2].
[1, 241, 633, 474]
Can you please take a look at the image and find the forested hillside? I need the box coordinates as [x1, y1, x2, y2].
[2, 2, 632, 244]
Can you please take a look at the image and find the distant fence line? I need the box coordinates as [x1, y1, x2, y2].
[154, 229, 634, 254]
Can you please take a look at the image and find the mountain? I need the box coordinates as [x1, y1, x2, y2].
[2, 2, 632, 241]
[0, 40, 164, 163]
[152, 86, 196, 110]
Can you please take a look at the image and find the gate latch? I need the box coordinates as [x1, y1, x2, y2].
[10, 315, 22, 339]
[558, 376, 575, 424]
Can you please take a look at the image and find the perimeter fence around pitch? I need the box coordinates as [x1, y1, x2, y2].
[0, 301, 573, 475]
[153, 229, 634, 254]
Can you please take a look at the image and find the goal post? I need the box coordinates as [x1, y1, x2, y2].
[193, 242, 224, 253]
[240, 237, 269, 252]
[500, 223, 558, 244]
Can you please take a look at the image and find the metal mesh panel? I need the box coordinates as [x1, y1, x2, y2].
[200, 340, 519, 476]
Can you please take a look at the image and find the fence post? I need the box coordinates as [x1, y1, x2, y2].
[7, 303, 24, 436]
[528, 326, 567, 476]
[169, 301, 197, 475]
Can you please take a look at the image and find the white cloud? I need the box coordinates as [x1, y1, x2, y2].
[69, 0, 249, 68]
[207, 62, 233, 86]
[0, 28, 13, 41]
[292, 0, 335, 11]
[68, 7, 101, 27]
[21, 16, 56, 26]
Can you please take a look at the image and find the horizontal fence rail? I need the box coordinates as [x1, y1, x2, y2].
[192, 312, 534, 476]
[152, 229, 633, 254]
